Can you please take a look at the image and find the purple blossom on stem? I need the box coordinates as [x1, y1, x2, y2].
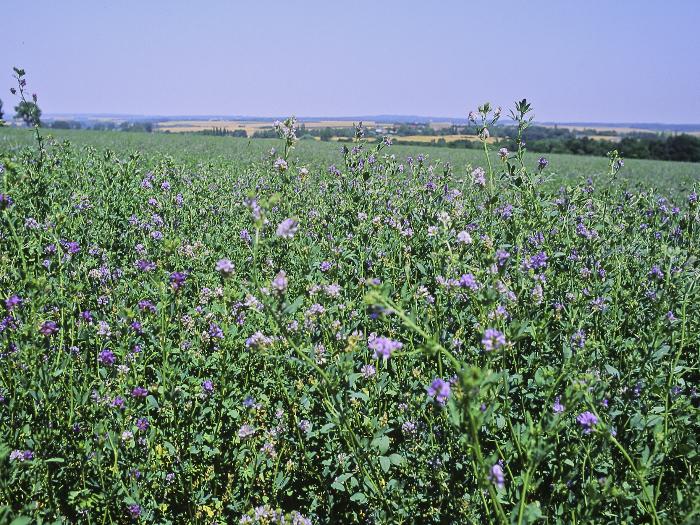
[577, 411, 598, 434]
[131, 386, 148, 398]
[215, 258, 234, 276]
[368, 334, 403, 360]
[482, 328, 506, 351]
[5, 295, 22, 311]
[427, 378, 451, 405]
[553, 397, 565, 413]
[39, 320, 59, 337]
[169, 271, 187, 291]
[276, 218, 299, 239]
[488, 462, 505, 489]
[98, 349, 116, 366]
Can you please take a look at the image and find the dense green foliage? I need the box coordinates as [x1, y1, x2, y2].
[0, 110, 699, 523]
[1, 127, 698, 194]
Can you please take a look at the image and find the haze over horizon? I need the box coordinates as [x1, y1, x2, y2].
[2, 0, 699, 124]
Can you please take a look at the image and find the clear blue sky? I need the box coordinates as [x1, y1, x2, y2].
[2, 0, 699, 123]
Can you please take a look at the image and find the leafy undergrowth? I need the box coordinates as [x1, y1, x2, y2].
[0, 107, 699, 524]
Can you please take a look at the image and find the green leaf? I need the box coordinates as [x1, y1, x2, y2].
[379, 455, 391, 472]
[389, 453, 404, 466]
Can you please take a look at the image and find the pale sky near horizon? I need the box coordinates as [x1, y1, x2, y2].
[2, 0, 699, 123]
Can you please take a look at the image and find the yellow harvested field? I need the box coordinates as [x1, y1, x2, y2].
[393, 134, 495, 144]
[155, 119, 381, 134]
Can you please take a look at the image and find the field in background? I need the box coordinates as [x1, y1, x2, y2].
[155, 119, 384, 135]
[1, 127, 698, 193]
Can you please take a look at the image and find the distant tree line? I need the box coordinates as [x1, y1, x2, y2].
[198, 127, 247, 137]
[391, 125, 700, 163]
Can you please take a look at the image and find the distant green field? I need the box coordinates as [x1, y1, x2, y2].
[1, 127, 698, 192]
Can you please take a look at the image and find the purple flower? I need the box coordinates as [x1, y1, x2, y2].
[98, 349, 116, 366]
[80, 310, 93, 323]
[577, 411, 598, 434]
[169, 271, 187, 291]
[368, 334, 403, 360]
[111, 396, 125, 409]
[496, 249, 510, 267]
[131, 386, 148, 398]
[5, 295, 22, 311]
[9, 449, 34, 462]
[523, 251, 548, 271]
[202, 379, 214, 393]
[427, 378, 451, 405]
[571, 329, 586, 349]
[488, 462, 505, 489]
[128, 504, 142, 519]
[471, 167, 486, 186]
[39, 320, 59, 337]
[271, 270, 288, 293]
[240, 229, 252, 243]
[208, 323, 224, 340]
[538, 157, 549, 170]
[459, 273, 479, 291]
[245, 331, 273, 349]
[402, 420, 417, 435]
[215, 258, 234, 276]
[553, 397, 565, 413]
[137, 299, 156, 313]
[481, 328, 506, 352]
[238, 424, 255, 439]
[276, 218, 299, 239]
[648, 265, 663, 280]
[361, 364, 376, 378]
[274, 157, 288, 172]
[135, 259, 156, 272]
[457, 230, 472, 244]
[319, 261, 332, 272]
[64, 241, 81, 255]
[136, 418, 149, 431]
[0, 194, 14, 210]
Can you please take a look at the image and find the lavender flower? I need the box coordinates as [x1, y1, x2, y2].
[98, 349, 116, 366]
[169, 271, 187, 291]
[5, 295, 22, 311]
[0, 194, 14, 210]
[553, 397, 565, 413]
[215, 258, 234, 276]
[488, 462, 505, 489]
[577, 411, 598, 434]
[271, 270, 288, 293]
[471, 167, 486, 187]
[427, 378, 451, 405]
[276, 218, 299, 239]
[9, 449, 34, 462]
[361, 364, 376, 378]
[482, 328, 506, 351]
[131, 386, 148, 398]
[39, 320, 59, 337]
[238, 424, 255, 439]
[368, 334, 403, 360]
